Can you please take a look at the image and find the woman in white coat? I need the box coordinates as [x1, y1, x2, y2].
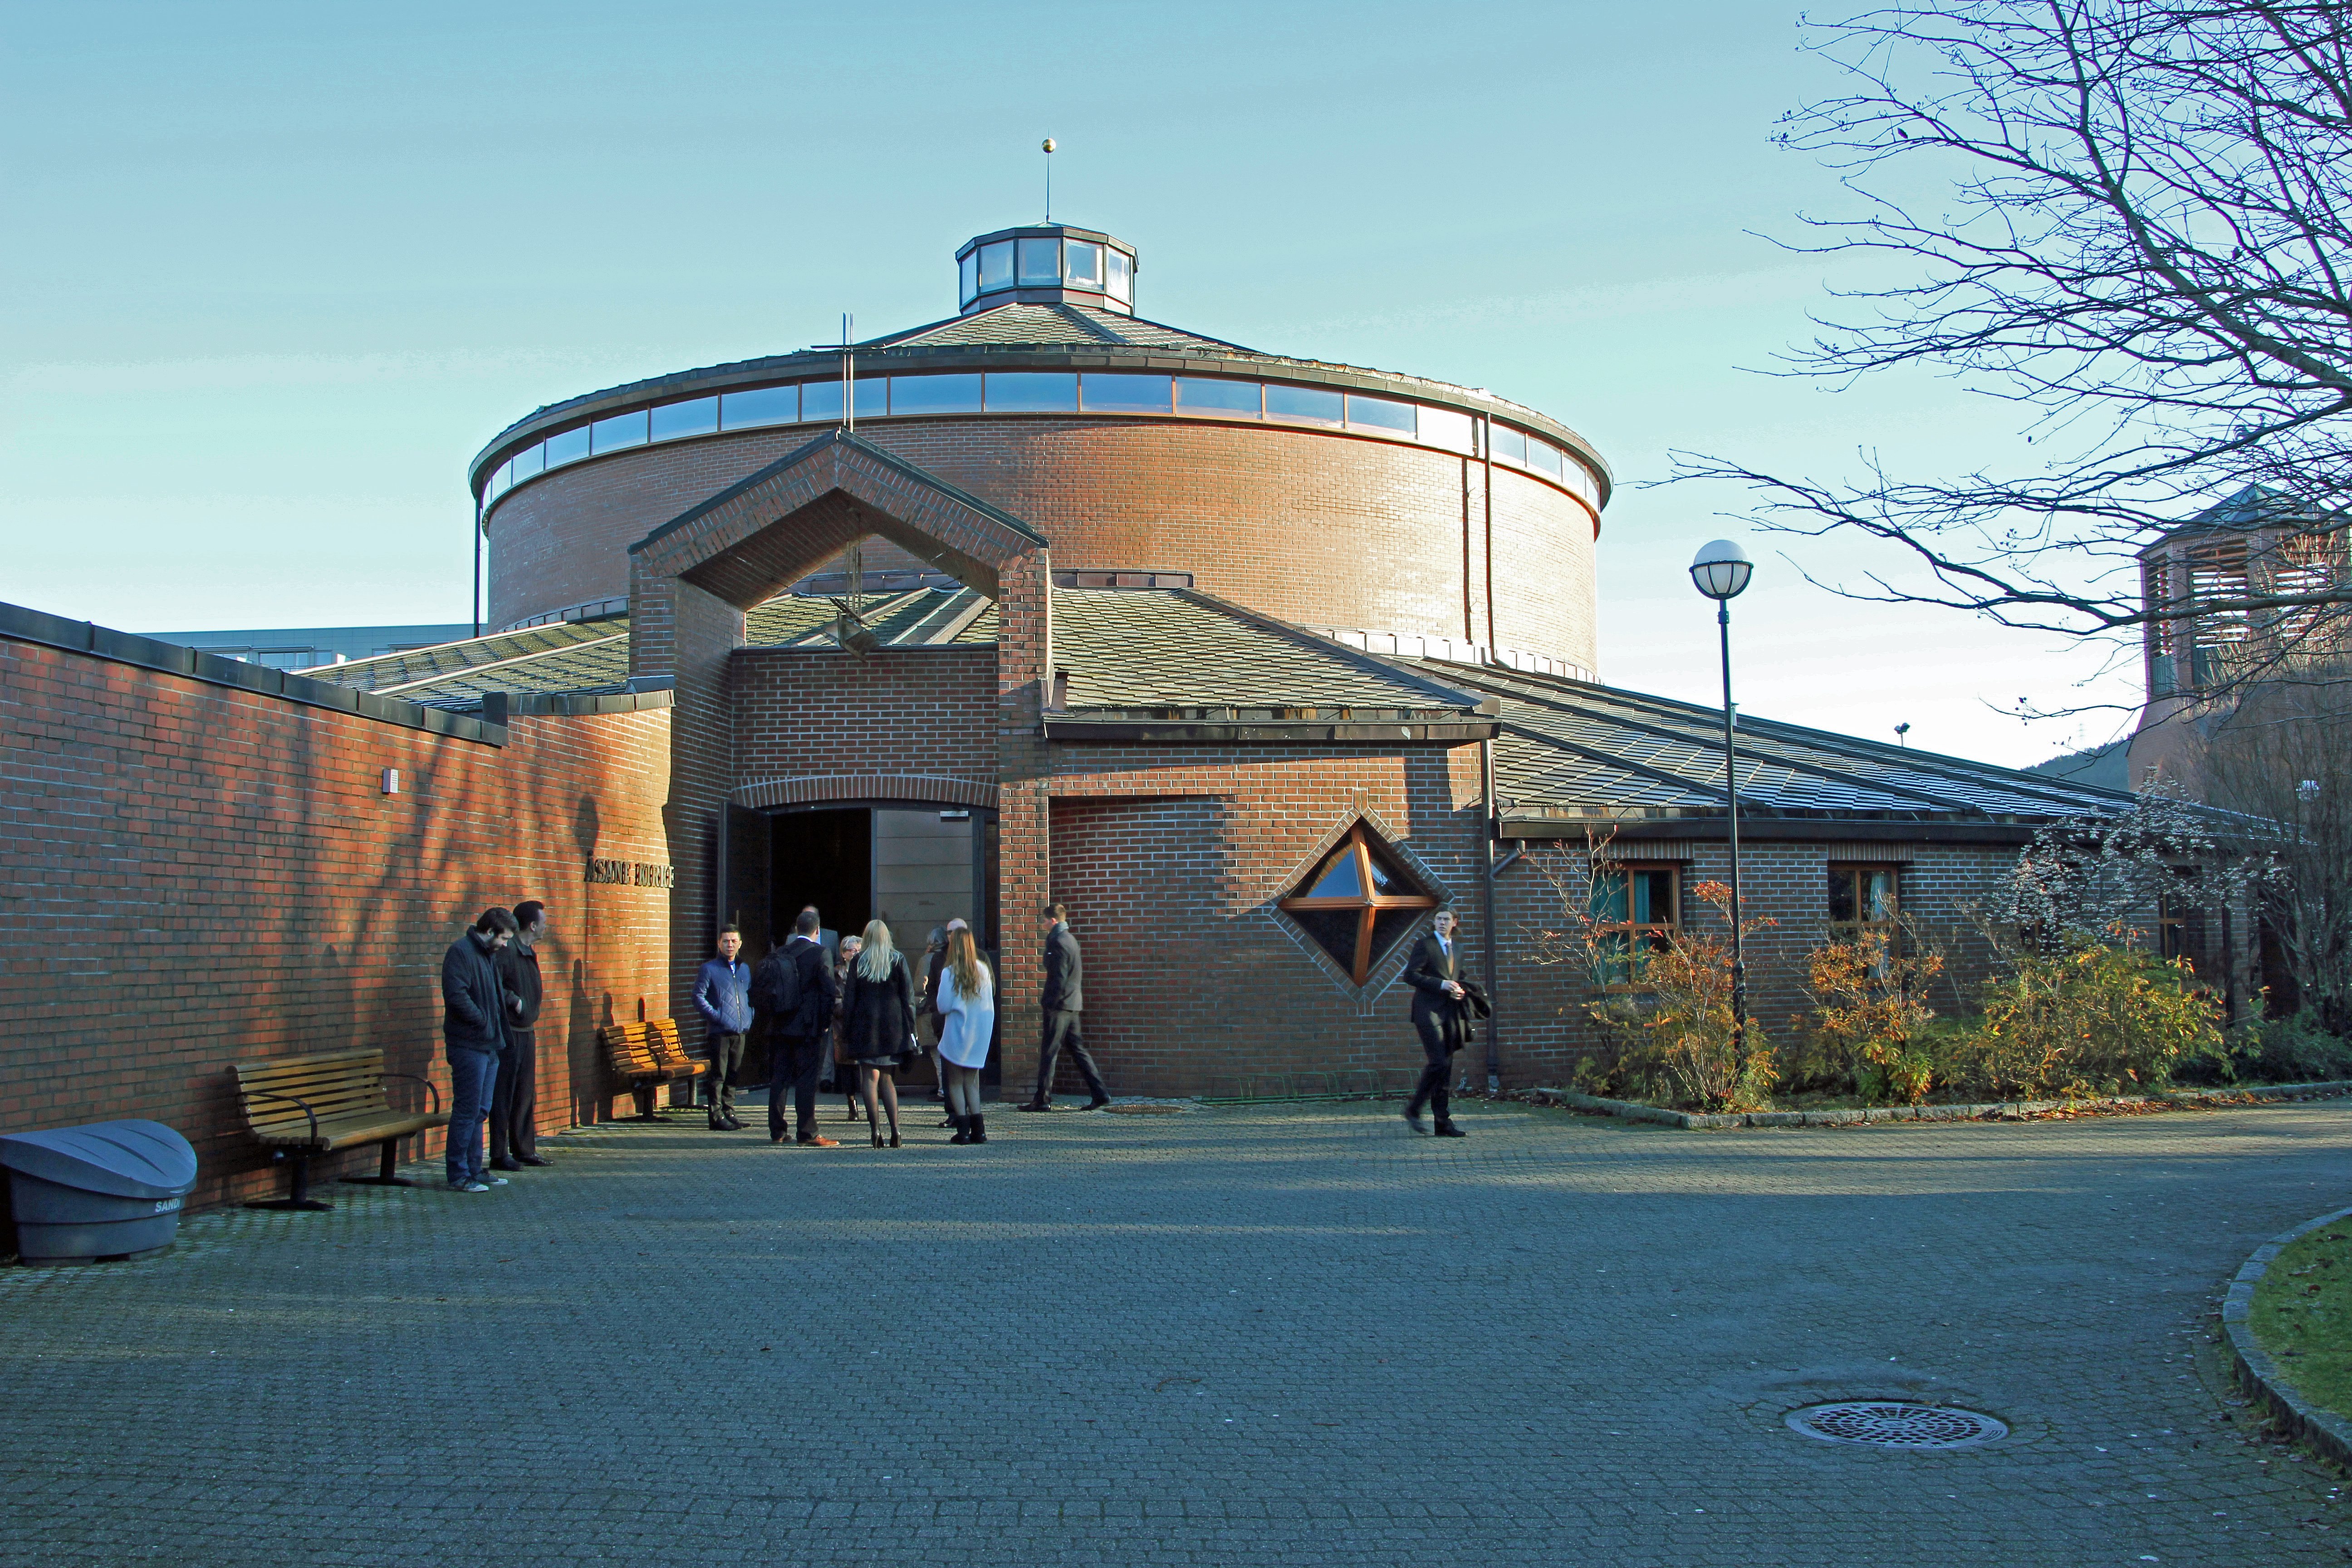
[936, 925, 996, 1145]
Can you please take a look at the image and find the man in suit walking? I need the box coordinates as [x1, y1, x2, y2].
[1020, 902, 1111, 1112]
[1401, 908, 1470, 1137]
[759, 907, 841, 1147]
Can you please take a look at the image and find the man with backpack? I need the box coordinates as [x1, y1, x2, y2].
[759, 906, 841, 1146]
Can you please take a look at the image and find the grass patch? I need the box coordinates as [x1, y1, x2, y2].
[2250, 1222, 2352, 1423]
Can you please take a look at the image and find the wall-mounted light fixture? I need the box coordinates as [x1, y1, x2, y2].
[382, 768, 400, 795]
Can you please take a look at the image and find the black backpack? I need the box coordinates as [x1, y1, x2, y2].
[752, 948, 800, 1018]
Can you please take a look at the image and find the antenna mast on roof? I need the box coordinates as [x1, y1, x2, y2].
[840, 312, 854, 432]
[1042, 136, 1055, 221]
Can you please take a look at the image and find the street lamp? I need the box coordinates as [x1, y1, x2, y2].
[1690, 539, 1754, 1098]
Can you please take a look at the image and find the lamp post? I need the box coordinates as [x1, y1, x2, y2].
[1690, 539, 1754, 1097]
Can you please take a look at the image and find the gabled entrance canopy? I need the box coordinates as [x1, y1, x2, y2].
[627, 428, 1047, 607]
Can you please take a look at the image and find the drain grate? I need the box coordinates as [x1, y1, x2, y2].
[1784, 1401, 2009, 1449]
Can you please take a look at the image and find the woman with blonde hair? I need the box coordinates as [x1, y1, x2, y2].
[841, 919, 919, 1147]
[936, 926, 996, 1145]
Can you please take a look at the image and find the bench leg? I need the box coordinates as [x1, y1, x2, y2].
[341, 1137, 416, 1186]
[246, 1149, 333, 1212]
[629, 1082, 662, 1121]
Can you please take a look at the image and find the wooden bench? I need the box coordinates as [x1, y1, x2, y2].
[601, 1019, 705, 1119]
[232, 1048, 448, 1212]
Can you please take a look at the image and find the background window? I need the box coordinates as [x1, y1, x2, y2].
[1017, 236, 1059, 284]
[1064, 241, 1103, 287]
[721, 386, 798, 429]
[889, 374, 982, 415]
[854, 377, 886, 419]
[1828, 865, 1901, 942]
[510, 442, 546, 479]
[800, 379, 843, 422]
[1107, 249, 1133, 302]
[544, 426, 591, 466]
[591, 411, 648, 453]
[650, 397, 718, 441]
[977, 241, 1013, 291]
[1529, 440, 1565, 478]
[486, 461, 512, 500]
[1591, 864, 1678, 987]
[985, 372, 1078, 412]
[1081, 373, 1173, 413]
[1346, 393, 1416, 436]
[1174, 377, 1259, 416]
[1490, 424, 1529, 464]
[1416, 407, 1475, 454]
[959, 250, 980, 307]
[1264, 383, 1344, 425]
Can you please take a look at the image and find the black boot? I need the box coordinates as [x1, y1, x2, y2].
[970, 1114, 987, 1144]
[950, 1115, 971, 1145]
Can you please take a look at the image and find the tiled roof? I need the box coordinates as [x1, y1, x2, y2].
[1052, 589, 1480, 715]
[747, 587, 998, 649]
[863, 303, 1261, 356]
[303, 620, 630, 701]
[1419, 662, 2133, 825]
[300, 589, 999, 709]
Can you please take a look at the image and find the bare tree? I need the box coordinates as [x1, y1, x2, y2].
[1678, 1, 2352, 702]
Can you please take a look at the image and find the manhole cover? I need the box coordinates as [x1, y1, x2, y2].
[1784, 1402, 2008, 1448]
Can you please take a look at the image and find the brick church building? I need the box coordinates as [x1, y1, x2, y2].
[1, 221, 2137, 1204]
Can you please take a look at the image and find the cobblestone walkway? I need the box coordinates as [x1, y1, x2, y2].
[4, 1096, 2349, 1566]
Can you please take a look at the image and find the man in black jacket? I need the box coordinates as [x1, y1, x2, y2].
[489, 899, 550, 1171]
[1021, 902, 1111, 1112]
[760, 907, 841, 1146]
[1401, 908, 1470, 1137]
[441, 907, 520, 1191]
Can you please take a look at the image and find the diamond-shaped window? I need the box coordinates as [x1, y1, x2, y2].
[1278, 822, 1439, 984]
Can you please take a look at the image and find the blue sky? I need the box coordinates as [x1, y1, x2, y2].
[0, 1, 2138, 766]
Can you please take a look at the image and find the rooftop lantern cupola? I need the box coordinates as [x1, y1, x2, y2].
[956, 225, 1137, 317]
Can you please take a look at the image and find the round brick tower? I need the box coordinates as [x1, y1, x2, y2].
[470, 224, 1611, 677]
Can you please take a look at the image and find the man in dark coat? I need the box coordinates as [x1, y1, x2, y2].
[1021, 902, 1111, 1112]
[489, 899, 551, 1171]
[1401, 908, 1471, 1137]
[760, 907, 841, 1146]
[441, 906, 520, 1190]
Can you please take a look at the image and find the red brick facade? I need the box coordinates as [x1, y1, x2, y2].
[0, 632, 674, 1210]
[490, 417, 1599, 675]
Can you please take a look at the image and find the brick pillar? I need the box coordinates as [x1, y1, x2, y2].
[993, 547, 1052, 1098]
[629, 558, 748, 1027]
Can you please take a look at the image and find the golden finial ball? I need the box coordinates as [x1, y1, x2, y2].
[1042, 137, 1056, 153]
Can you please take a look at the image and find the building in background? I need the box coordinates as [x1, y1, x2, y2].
[4, 220, 2165, 1205]
[143, 623, 472, 671]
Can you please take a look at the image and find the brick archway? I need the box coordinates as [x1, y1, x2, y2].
[731, 774, 999, 811]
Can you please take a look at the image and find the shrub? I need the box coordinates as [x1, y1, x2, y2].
[1791, 925, 1946, 1104]
[2179, 1009, 2352, 1086]
[1578, 882, 1779, 1112]
[1943, 938, 2223, 1099]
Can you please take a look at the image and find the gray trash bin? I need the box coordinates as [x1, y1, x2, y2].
[0, 1120, 198, 1264]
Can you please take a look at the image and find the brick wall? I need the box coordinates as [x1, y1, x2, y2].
[488, 417, 1598, 674]
[731, 648, 995, 789]
[1029, 743, 1488, 1097]
[0, 633, 675, 1211]
[1483, 836, 2070, 1079]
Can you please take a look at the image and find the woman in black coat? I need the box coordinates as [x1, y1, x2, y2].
[842, 919, 919, 1147]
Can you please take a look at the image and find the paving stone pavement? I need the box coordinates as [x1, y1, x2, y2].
[3, 1094, 2350, 1567]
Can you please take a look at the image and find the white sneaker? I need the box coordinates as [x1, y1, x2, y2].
[480, 1175, 510, 1186]
[448, 1179, 490, 1193]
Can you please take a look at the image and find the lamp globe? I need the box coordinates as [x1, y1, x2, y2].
[1690, 539, 1754, 601]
